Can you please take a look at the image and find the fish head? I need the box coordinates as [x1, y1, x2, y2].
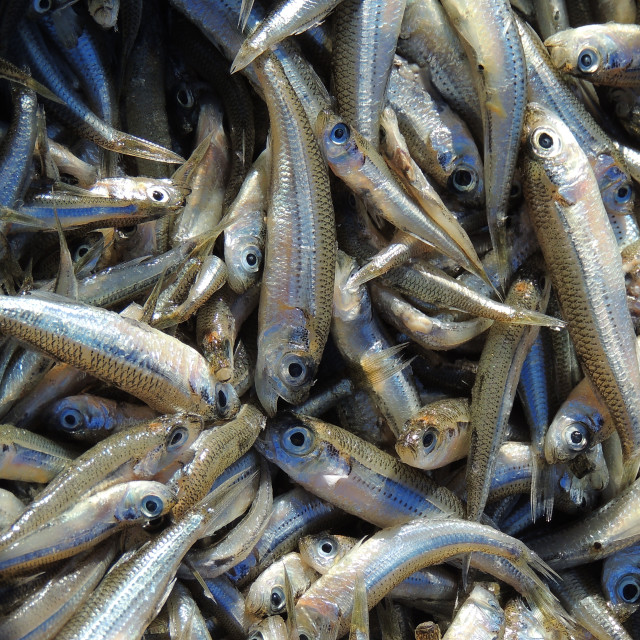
[316, 110, 366, 174]
[116, 480, 176, 522]
[593, 155, 635, 216]
[449, 156, 485, 208]
[96, 177, 190, 208]
[256, 413, 348, 486]
[295, 598, 340, 640]
[545, 413, 593, 463]
[299, 533, 354, 573]
[602, 546, 640, 606]
[153, 413, 205, 469]
[224, 219, 266, 294]
[48, 395, 108, 441]
[256, 323, 318, 415]
[247, 615, 288, 640]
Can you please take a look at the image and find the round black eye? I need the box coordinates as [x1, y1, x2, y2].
[168, 426, 188, 449]
[176, 87, 194, 108]
[118, 225, 137, 238]
[321, 541, 333, 554]
[570, 430, 584, 444]
[616, 185, 632, 203]
[282, 426, 314, 455]
[451, 167, 475, 192]
[241, 246, 262, 273]
[270, 586, 285, 612]
[538, 132, 554, 149]
[73, 244, 90, 261]
[246, 252, 257, 266]
[330, 123, 350, 145]
[34, 0, 51, 13]
[300, 635, 310, 640]
[578, 48, 598, 72]
[218, 389, 227, 408]
[422, 428, 437, 453]
[617, 577, 640, 603]
[60, 408, 83, 430]
[152, 191, 165, 201]
[141, 495, 164, 518]
[288, 362, 303, 379]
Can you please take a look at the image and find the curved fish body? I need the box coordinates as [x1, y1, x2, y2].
[294, 518, 557, 640]
[397, 0, 482, 139]
[465, 257, 551, 522]
[545, 24, 640, 88]
[45, 394, 158, 444]
[256, 412, 465, 524]
[516, 17, 635, 219]
[0, 542, 116, 640]
[0, 293, 234, 419]
[522, 102, 640, 469]
[386, 56, 484, 208]
[167, 581, 213, 640]
[331, 0, 407, 146]
[0, 413, 202, 554]
[0, 481, 175, 577]
[254, 52, 335, 415]
[332, 252, 421, 436]
[231, 0, 343, 74]
[440, 0, 527, 290]
[0, 424, 74, 483]
[528, 478, 640, 569]
[395, 397, 471, 470]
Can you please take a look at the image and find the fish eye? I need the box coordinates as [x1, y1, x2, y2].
[59, 408, 83, 430]
[176, 86, 195, 109]
[299, 635, 310, 640]
[280, 355, 308, 387]
[73, 243, 91, 261]
[117, 225, 137, 239]
[330, 123, 350, 145]
[617, 576, 640, 603]
[451, 166, 477, 193]
[538, 132, 554, 149]
[140, 494, 164, 518]
[532, 127, 560, 157]
[422, 428, 437, 453]
[33, 0, 52, 13]
[282, 426, 314, 455]
[577, 47, 600, 73]
[146, 186, 171, 203]
[615, 184, 632, 204]
[564, 423, 588, 452]
[270, 586, 286, 613]
[241, 246, 262, 272]
[167, 426, 189, 450]
[317, 537, 336, 557]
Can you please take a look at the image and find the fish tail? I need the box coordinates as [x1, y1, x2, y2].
[361, 343, 415, 385]
[510, 309, 567, 328]
[110, 131, 186, 164]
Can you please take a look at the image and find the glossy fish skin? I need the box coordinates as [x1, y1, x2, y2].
[170, 404, 265, 518]
[545, 24, 640, 88]
[395, 397, 471, 470]
[465, 257, 551, 522]
[331, 0, 407, 146]
[332, 251, 421, 437]
[386, 56, 484, 208]
[0, 413, 202, 554]
[294, 518, 558, 640]
[0, 424, 74, 483]
[167, 581, 213, 640]
[528, 478, 640, 569]
[231, 0, 343, 74]
[256, 412, 465, 525]
[0, 86, 38, 210]
[441, 585, 505, 640]
[45, 394, 158, 444]
[0, 293, 235, 419]
[254, 51, 336, 415]
[317, 110, 488, 282]
[0, 480, 175, 577]
[516, 17, 635, 219]
[440, 0, 527, 290]
[522, 102, 640, 469]
[0, 542, 116, 640]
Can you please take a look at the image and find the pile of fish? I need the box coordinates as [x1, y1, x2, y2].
[2, 0, 640, 637]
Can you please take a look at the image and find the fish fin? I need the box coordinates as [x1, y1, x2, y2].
[542, 463, 556, 523]
[461, 554, 471, 591]
[0, 58, 65, 104]
[74, 235, 106, 278]
[238, 0, 254, 30]
[349, 572, 370, 640]
[184, 558, 217, 603]
[54, 211, 78, 301]
[111, 131, 185, 164]
[0, 207, 52, 230]
[284, 562, 298, 636]
[172, 131, 214, 186]
[510, 309, 566, 329]
[141, 267, 168, 325]
[360, 344, 415, 385]
[230, 42, 261, 75]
